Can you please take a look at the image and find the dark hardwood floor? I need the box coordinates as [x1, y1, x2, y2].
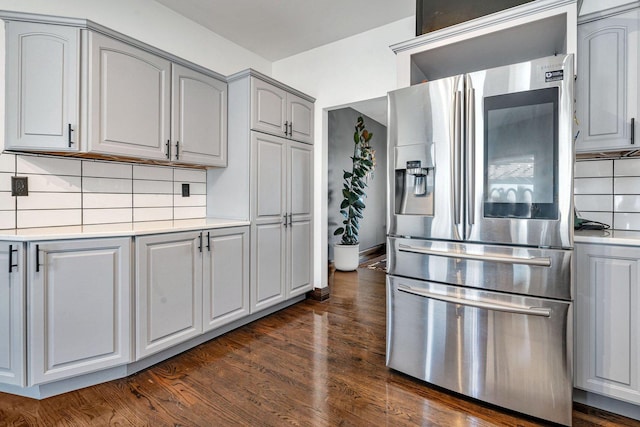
[1, 267, 638, 426]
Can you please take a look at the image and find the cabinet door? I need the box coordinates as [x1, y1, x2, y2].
[251, 223, 286, 312]
[136, 232, 202, 359]
[576, 244, 640, 404]
[288, 220, 312, 297]
[29, 238, 131, 385]
[203, 227, 249, 331]
[576, 9, 640, 152]
[171, 64, 228, 167]
[251, 78, 287, 137]
[87, 32, 171, 160]
[251, 133, 287, 224]
[5, 22, 79, 151]
[287, 93, 314, 144]
[0, 242, 25, 387]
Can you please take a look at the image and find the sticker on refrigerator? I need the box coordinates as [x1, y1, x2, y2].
[545, 70, 563, 82]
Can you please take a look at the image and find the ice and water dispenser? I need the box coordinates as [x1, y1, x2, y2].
[394, 143, 434, 215]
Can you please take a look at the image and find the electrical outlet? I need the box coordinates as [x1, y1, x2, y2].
[11, 176, 28, 196]
[181, 183, 190, 197]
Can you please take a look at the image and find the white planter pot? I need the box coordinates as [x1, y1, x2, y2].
[333, 243, 360, 271]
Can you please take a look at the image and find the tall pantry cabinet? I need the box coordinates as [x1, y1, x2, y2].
[208, 70, 314, 312]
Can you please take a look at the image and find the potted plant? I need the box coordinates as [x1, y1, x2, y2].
[333, 116, 375, 271]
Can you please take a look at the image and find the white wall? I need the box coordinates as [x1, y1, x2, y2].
[0, 0, 270, 76]
[272, 17, 414, 288]
[580, 0, 637, 14]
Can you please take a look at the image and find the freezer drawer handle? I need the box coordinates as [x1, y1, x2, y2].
[397, 284, 551, 317]
[398, 244, 552, 267]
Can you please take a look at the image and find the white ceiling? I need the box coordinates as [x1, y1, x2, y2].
[153, 0, 415, 61]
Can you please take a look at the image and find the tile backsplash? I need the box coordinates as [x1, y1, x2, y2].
[0, 152, 206, 230]
[575, 158, 640, 231]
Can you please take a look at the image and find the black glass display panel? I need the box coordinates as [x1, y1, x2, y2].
[483, 87, 559, 220]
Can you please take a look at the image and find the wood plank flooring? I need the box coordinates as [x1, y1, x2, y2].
[1, 267, 638, 426]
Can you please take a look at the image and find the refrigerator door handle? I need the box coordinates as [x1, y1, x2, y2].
[397, 284, 552, 317]
[465, 82, 476, 227]
[398, 244, 552, 267]
[453, 89, 463, 225]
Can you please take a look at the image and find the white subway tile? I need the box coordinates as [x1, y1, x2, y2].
[83, 177, 132, 194]
[17, 209, 82, 228]
[614, 158, 640, 177]
[614, 177, 640, 194]
[614, 213, 640, 231]
[174, 194, 206, 207]
[83, 208, 132, 225]
[133, 180, 173, 194]
[0, 153, 15, 173]
[25, 174, 81, 193]
[574, 177, 612, 195]
[174, 168, 206, 183]
[17, 155, 81, 176]
[0, 210, 15, 230]
[17, 192, 81, 210]
[614, 195, 640, 212]
[575, 160, 613, 178]
[174, 206, 206, 220]
[133, 165, 173, 181]
[574, 195, 613, 212]
[174, 182, 206, 195]
[576, 211, 613, 227]
[0, 192, 15, 210]
[83, 193, 132, 209]
[82, 161, 132, 179]
[133, 194, 173, 208]
[133, 207, 173, 222]
[0, 173, 12, 192]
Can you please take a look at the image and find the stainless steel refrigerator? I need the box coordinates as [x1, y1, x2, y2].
[386, 54, 574, 425]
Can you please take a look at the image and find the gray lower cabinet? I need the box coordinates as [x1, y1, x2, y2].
[136, 226, 249, 358]
[0, 242, 25, 387]
[576, 7, 640, 152]
[28, 238, 131, 385]
[575, 243, 640, 405]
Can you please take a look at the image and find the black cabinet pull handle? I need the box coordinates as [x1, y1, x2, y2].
[284, 121, 289, 136]
[206, 232, 211, 251]
[198, 234, 202, 253]
[288, 122, 293, 136]
[166, 140, 171, 159]
[176, 141, 180, 160]
[35, 244, 40, 272]
[283, 214, 288, 227]
[8, 244, 18, 273]
[68, 124, 74, 147]
[632, 118, 635, 145]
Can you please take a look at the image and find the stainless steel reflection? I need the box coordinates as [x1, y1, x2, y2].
[387, 275, 573, 426]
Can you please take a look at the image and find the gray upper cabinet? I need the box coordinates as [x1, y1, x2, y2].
[251, 77, 314, 144]
[171, 64, 228, 167]
[576, 8, 640, 153]
[87, 31, 171, 161]
[5, 22, 80, 151]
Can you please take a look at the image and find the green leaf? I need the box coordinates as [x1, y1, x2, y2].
[333, 227, 344, 235]
[340, 199, 349, 209]
[343, 171, 353, 179]
[353, 132, 359, 143]
[354, 199, 365, 209]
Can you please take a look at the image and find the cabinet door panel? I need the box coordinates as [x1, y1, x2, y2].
[203, 227, 249, 331]
[29, 238, 130, 385]
[577, 9, 640, 152]
[288, 93, 314, 144]
[576, 244, 640, 404]
[251, 78, 287, 137]
[252, 223, 285, 312]
[252, 134, 286, 223]
[289, 141, 313, 220]
[289, 220, 312, 297]
[5, 22, 79, 151]
[136, 232, 202, 359]
[172, 64, 227, 166]
[0, 242, 25, 387]
[88, 32, 170, 160]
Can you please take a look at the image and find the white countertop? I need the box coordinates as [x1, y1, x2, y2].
[575, 229, 640, 247]
[0, 218, 250, 242]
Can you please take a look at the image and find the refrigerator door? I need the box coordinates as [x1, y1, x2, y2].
[387, 75, 464, 241]
[386, 275, 573, 426]
[465, 55, 574, 249]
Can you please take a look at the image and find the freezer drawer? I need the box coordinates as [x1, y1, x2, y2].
[388, 236, 573, 300]
[386, 275, 573, 426]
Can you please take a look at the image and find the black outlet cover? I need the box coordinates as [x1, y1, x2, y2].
[11, 176, 28, 196]
[181, 183, 190, 197]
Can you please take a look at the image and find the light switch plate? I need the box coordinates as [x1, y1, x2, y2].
[11, 176, 28, 196]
